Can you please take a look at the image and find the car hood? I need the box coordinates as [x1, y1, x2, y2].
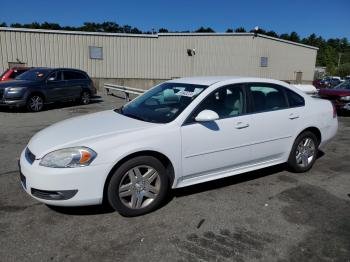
[28, 110, 156, 158]
[0, 79, 38, 88]
[319, 88, 350, 97]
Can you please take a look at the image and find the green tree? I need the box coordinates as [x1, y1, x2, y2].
[158, 28, 169, 33]
[195, 27, 215, 33]
[234, 27, 246, 32]
[336, 63, 350, 77]
[289, 32, 300, 42]
[265, 31, 278, 37]
[226, 28, 233, 33]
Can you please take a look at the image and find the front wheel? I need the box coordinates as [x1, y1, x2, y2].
[107, 156, 169, 216]
[287, 131, 319, 173]
[26, 95, 44, 112]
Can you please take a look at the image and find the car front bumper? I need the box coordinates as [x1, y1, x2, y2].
[19, 148, 111, 206]
[0, 99, 26, 107]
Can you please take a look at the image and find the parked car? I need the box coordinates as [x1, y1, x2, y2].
[0, 67, 31, 81]
[318, 80, 350, 113]
[0, 68, 96, 111]
[318, 77, 342, 88]
[19, 77, 338, 216]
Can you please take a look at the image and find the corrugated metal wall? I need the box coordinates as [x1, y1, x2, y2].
[0, 28, 317, 82]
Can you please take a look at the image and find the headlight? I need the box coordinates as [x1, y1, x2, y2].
[340, 96, 350, 101]
[6, 87, 27, 94]
[39, 147, 97, 168]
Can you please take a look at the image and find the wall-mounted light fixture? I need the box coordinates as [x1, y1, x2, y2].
[187, 48, 196, 56]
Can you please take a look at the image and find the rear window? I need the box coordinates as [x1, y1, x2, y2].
[286, 89, 305, 107]
[63, 71, 87, 80]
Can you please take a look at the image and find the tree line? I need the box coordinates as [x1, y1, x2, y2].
[1, 21, 349, 77]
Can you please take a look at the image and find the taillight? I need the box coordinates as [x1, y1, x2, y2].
[331, 102, 337, 118]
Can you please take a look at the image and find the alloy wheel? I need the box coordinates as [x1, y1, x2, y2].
[295, 137, 316, 168]
[118, 165, 161, 209]
[29, 96, 44, 112]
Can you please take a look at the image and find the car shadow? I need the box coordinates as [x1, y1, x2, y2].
[0, 96, 103, 113]
[47, 151, 326, 216]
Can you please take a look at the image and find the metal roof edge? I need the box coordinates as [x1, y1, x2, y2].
[0, 27, 318, 50]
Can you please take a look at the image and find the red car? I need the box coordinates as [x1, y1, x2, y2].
[0, 67, 31, 81]
[318, 81, 350, 112]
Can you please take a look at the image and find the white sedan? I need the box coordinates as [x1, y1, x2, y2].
[19, 77, 338, 216]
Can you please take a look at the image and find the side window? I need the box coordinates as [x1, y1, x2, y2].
[249, 84, 287, 112]
[63, 71, 86, 80]
[286, 89, 305, 107]
[47, 71, 62, 81]
[188, 84, 245, 123]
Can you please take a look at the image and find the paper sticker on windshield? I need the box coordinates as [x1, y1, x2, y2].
[176, 88, 203, 97]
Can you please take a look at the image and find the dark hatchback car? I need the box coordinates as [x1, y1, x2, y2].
[0, 68, 96, 112]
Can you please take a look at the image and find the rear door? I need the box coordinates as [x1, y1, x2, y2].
[246, 83, 304, 163]
[63, 71, 86, 99]
[45, 71, 65, 102]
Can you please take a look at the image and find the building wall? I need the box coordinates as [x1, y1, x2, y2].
[0, 28, 317, 89]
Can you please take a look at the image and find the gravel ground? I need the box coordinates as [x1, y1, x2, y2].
[0, 92, 349, 262]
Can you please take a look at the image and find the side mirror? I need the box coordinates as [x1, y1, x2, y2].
[195, 110, 219, 122]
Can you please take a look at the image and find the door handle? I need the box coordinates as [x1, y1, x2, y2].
[235, 122, 249, 129]
[289, 113, 300, 120]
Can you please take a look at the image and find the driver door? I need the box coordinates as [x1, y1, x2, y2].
[180, 84, 254, 183]
[45, 71, 65, 102]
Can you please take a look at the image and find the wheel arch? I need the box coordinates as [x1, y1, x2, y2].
[102, 150, 175, 204]
[26, 91, 46, 103]
[297, 126, 322, 145]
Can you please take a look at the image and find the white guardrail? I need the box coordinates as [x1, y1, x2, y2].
[104, 84, 145, 101]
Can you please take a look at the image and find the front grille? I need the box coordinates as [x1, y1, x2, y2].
[0, 89, 4, 100]
[25, 148, 36, 164]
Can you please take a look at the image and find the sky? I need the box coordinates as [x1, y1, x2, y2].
[1, 0, 349, 39]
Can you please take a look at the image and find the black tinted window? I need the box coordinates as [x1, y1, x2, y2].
[63, 71, 86, 80]
[47, 71, 62, 81]
[9, 69, 27, 78]
[286, 89, 305, 107]
[249, 84, 287, 112]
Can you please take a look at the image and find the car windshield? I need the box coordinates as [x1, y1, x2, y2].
[117, 82, 208, 123]
[15, 69, 49, 81]
[334, 81, 350, 89]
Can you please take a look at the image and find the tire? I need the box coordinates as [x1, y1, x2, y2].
[287, 131, 319, 173]
[107, 156, 169, 216]
[26, 94, 44, 112]
[80, 91, 91, 105]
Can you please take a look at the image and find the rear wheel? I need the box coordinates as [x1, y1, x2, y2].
[26, 94, 44, 112]
[287, 131, 319, 173]
[107, 156, 169, 216]
[80, 91, 90, 105]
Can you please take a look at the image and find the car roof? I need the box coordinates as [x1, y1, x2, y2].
[167, 76, 242, 85]
[26, 67, 87, 73]
[167, 76, 283, 86]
